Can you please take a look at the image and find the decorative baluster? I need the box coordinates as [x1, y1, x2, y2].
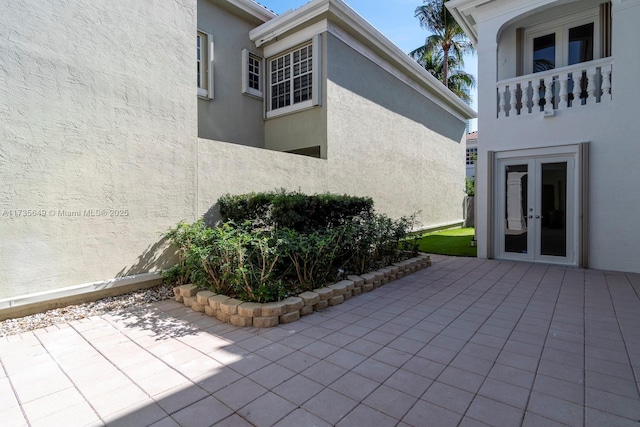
[532, 79, 541, 113]
[498, 86, 506, 118]
[509, 85, 518, 117]
[586, 68, 597, 105]
[523, 81, 532, 114]
[571, 72, 582, 108]
[558, 72, 569, 109]
[544, 77, 554, 112]
[601, 66, 612, 104]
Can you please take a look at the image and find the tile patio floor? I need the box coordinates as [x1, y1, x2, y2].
[1, 256, 640, 426]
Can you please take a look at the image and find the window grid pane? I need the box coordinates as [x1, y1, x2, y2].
[270, 43, 313, 111]
[466, 148, 477, 165]
[248, 54, 261, 91]
[197, 35, 202, 88]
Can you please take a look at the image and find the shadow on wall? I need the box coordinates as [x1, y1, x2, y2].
[116, 203, 223, 281]
[202, 202, 222, 228]
[327, 34, 466, 143]
[115, 235, 177, 278]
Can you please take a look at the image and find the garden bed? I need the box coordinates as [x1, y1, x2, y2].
[172, 254, 430, 328]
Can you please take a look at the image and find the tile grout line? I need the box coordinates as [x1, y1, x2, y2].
[292, 257, 498, 425]
[0, 348, 31, 425]
[31, 328, 105, 426]
[97, 312, 246, 419]
[450, 262, 551, 427]
[602, 272, 640, 402]
[335, 258, 536, 425]
[515, 267, 573, 427]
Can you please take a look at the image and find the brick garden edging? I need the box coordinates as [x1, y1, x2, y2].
[172, 253, 431, 328]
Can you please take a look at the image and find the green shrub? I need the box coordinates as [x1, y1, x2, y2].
[277, 227, 347, 291]
[218, 189, 373, 232]
[465, 176, 475, 197]
[164, 192, 417, 303]
[341, 213, 416, 274]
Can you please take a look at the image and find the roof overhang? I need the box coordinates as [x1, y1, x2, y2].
[447, 0, 584, 47]
[445, 0, 487, 47]
[249, 0, 476, 121]
[225, 0, 276, 23]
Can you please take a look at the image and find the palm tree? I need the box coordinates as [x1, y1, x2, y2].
[410, 46, 476, 102]
[411, 0, 474, 90]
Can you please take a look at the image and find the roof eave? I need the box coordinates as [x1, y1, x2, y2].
[250, 0, 476, 121]
[446, 0, 479, 47]
[227, 0, 277, 23]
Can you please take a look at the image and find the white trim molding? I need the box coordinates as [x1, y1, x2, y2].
[197, 30, 215, 100]
[250, 0, 476, 122]
[226, 0, 276, 22]
[0, 272, 162, 321]
[242, 48, 264, 98]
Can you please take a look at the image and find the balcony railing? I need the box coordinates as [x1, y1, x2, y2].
[497, 57, 613, 118]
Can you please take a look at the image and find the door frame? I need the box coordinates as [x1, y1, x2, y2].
[493, 144, 586, 267]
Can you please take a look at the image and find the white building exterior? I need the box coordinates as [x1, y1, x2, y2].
[466, 131, 477, 178]
[448, 0, 640, 273]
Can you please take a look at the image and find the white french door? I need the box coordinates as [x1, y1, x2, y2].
[496, 155, 576, 265]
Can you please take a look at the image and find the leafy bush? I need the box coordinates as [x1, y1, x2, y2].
[277, 227, 347, 291]
[465, 176, 475, 197]
[164, 191, 417, 303]
[218, 189, 374, 232]
[340, 213, 417, 274]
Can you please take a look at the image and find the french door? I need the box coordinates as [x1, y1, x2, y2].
[496, 155, 576, 264]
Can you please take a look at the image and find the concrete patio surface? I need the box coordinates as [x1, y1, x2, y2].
[1, 255, 640, 426]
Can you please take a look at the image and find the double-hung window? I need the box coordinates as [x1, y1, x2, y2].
[242, 49, 263, 98]
[197, 31, 214, 99]
[266, 34, 320, 118]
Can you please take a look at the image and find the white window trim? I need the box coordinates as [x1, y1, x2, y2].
[242, 49, 264, 98]
[265, 33, 322, 119]
[197, 30, 214, 100]
[524, 8, 600, 74]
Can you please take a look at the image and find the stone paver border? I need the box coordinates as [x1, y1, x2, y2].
[172, 254, 431, 328]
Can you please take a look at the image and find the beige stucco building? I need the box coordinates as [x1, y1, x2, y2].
[0, 0, 475, 316]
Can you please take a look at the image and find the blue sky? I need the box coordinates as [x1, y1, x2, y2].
[257, 0, 478, 128]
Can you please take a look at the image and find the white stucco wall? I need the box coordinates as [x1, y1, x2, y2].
[325, 35, 467, 229]
[197, 0, 267, 147]
[474, 0, 640, 273]
[0, 0, 198, 298]
[0, 0, 470, 305]
[196, 138, 328, 221]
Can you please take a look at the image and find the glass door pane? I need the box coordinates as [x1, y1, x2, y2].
[568, 23, 594, 65]
[533, 33, 556, 72]
[504, 164, 529, 254]
[540, 162, 567, 257]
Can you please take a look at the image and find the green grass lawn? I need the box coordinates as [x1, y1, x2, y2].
[415, 227, 477, 257]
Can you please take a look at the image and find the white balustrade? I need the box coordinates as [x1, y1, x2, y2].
[496, 58, 613, 118]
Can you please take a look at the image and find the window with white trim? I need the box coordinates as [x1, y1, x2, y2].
[242, 49, 263, 98]
[466, 148, 477, 166]
[264, 33, 321, 118]
[270, 43, 313, 110]
[523, 7, 604, 74]
[197, 31, 214, 99]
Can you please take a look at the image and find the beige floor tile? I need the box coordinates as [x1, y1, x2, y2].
[29, 401, 99, 427]
[22, 387, 87, 421]
[0, 404, 29, 426]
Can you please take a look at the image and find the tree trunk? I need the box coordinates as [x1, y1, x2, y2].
[442, 46, 449, 88]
